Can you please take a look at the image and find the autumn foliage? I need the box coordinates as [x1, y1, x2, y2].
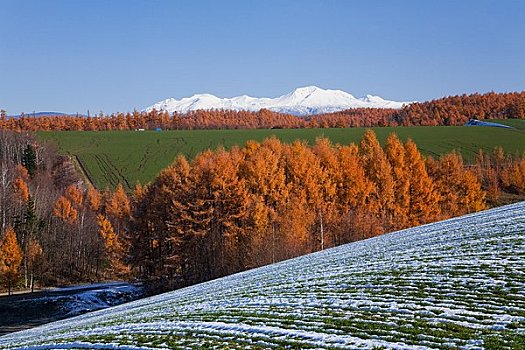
[0, 131, 130, 291]
[129, 131, 490, 287]
[1, 127, 524, 293]
[97, 214, 129, 277]
[12, 177, 30, 202]
[0, 226, 23, 295]
[53, 196, 78, 224]
[474, 147, 525, 204]
[1, 90, 524, 131]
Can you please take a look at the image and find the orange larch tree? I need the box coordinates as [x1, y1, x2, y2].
[65, 184, 84, 208]
[105, 183, 131, 236]
[336, 144, 378, 241]
[52, 196, 78, 224]
[385, 133, 410, 230]
[359, 129, 395, 233]
[207, 148, 250, 273]
[427, 152, 486, 216]
[312, 137, 340, 249]
[475, 150, 501, 203]
[503, 157, 525, 194]
[240, 138, 288, 265]
[26, 238, 43, 292]
[97, 214, 128, 276]
[12, 177, 29, 203]
[87, 186, 101, 212]
[0, 226, 23, 295]
[404, 139, 441, 226]
[283, 140, 326, 253]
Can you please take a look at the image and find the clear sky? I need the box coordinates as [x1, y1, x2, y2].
[1, 0, 524, 115]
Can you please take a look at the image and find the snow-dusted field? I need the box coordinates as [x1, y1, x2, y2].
[1, 203, 524, 349]
[0, 282, 143, 336]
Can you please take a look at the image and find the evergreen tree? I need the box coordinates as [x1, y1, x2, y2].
[19, 196, 44, 289]
[21, 144, 37, 178]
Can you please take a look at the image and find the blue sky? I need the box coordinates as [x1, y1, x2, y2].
[1, 0, 524, 114]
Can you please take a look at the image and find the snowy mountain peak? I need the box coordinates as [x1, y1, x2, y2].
[146, 86, 412, 116]
[290, 85, 323, 96]
[363, 94, 385, 102]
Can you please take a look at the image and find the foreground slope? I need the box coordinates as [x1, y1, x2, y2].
[0, 283, 143, 336]
[2, 203, 524, 349]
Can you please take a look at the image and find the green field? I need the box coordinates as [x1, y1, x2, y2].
[489, 119, 525, 129]
[37, 125, 525, 190]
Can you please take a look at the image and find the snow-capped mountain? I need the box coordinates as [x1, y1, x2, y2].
[145, 86, 411, 116]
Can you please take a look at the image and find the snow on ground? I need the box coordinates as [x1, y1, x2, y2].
[1, 202, 524, 349]
[55, 283, 144, 316]
[0, 282, 144, 336]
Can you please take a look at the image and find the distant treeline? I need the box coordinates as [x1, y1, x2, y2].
[2, 91, 525, 131]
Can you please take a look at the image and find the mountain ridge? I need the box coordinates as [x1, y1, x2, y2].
[146, 86, 412, 116]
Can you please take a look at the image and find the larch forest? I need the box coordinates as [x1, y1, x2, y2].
[1, 90, 525, 293]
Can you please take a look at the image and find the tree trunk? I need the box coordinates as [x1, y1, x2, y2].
[319, 209, 324, 251]
[24, 253, 28, 289]
[95, 257, 99, 280]
[271, 222, 275, 264]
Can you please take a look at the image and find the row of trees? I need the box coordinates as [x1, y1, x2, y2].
[2, 130, 525, 293]
[0, 131, 129, 294]
[474, 147, 525, 204]
[2, 91, 524, 131]
[128, 131, 488, 288]
[394, 91, 525, 126]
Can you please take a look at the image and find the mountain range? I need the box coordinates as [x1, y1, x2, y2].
[146, 86, 411, 116]
[7, 112, 72, 118]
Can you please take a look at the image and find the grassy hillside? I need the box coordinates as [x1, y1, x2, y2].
[2, 202, 524, 349]
[37, 125, 525, 189]
[490, 119, 525, 130]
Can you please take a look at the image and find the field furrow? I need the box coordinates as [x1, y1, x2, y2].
[1, 203, 524, 349]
